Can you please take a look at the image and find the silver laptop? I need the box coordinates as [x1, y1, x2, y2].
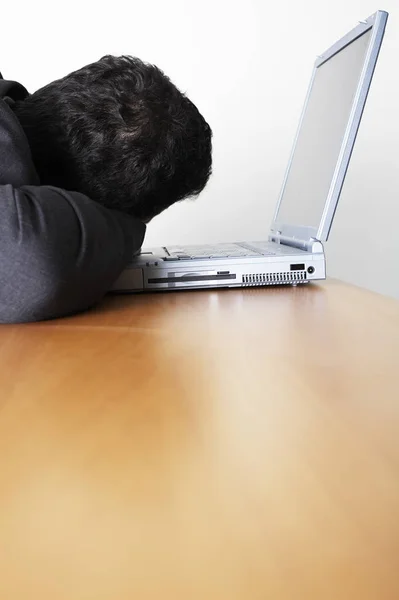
[113, 10, 388, 293]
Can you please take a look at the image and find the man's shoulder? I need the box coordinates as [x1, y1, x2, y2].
[0, 76, 39, 187]
[0, 75, 29, 103]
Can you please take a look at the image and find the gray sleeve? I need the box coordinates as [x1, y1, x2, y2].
[0, 183, 145, 323]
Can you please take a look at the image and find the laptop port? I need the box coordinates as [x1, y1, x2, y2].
[307, 266, 315, 274]
[290, 263, 305, 271]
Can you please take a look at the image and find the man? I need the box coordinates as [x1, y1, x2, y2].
[0, 55, 212, 323]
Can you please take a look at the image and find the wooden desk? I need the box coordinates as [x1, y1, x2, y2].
[0, 280, 399, 599]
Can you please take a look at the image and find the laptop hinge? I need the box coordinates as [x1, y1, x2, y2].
[268, 232, 324, 253]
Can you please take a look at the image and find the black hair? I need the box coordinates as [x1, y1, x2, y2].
[14, 55, 212, 221]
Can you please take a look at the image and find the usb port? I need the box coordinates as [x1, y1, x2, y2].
[290, 263, 305, 271]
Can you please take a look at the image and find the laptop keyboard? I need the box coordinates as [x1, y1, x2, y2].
[163, 242, 280, 260]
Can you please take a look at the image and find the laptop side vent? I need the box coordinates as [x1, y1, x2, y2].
[242, 271, 307, 286]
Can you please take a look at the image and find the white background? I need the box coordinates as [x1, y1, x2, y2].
[2, 0, 398, 297]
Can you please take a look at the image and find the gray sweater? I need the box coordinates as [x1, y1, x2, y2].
[0, 75, 145, 323]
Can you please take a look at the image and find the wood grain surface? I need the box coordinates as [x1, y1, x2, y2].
[1, 280, 399, 599]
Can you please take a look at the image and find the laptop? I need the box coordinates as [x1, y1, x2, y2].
[112, 10, 388, 294]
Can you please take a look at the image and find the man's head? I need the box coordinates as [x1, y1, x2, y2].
[14, 55, 212, 221]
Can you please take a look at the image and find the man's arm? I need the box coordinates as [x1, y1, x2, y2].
[0, 183, 145, 323]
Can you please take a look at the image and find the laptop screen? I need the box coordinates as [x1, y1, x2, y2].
[274, 28, 372, 231]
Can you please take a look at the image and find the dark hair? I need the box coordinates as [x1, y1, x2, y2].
[14, 55, 212, 221]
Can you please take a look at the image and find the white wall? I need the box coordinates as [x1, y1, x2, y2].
[2, 0, 398, 297]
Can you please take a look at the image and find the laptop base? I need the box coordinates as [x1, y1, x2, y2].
[112, 241, 326, 293]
